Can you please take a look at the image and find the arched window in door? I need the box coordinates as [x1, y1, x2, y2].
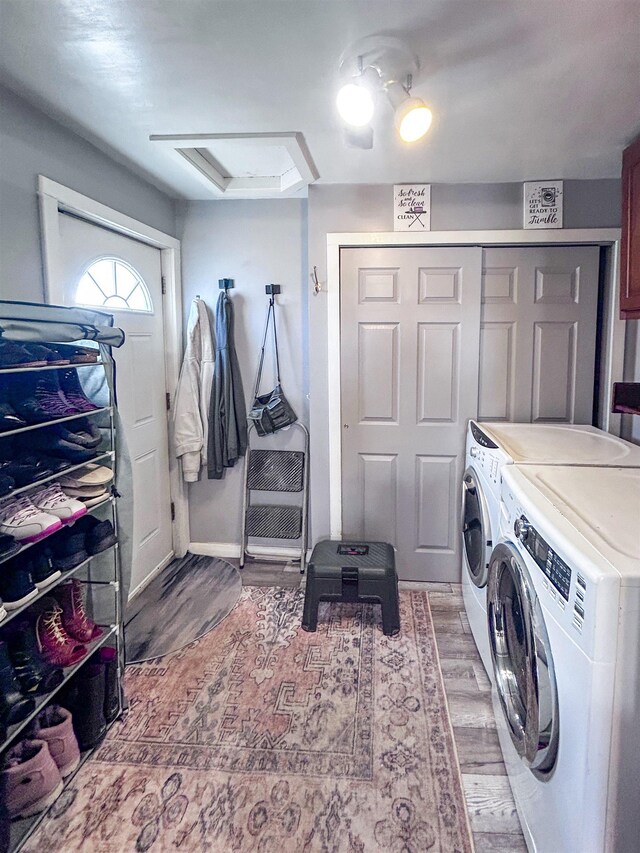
[75, 257, 153, 312]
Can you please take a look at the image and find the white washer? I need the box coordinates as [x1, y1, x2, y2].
[488, 465, 640, 853]
[461, 422, 640, 680]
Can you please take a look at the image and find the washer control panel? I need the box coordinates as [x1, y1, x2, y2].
[514, 515, 572, 601]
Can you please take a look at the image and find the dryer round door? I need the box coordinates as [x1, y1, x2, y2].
[487, 542, 559, 778]
[461, 467, 491, 588]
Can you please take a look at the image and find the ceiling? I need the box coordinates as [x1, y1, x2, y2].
[1, 0, 639, 200]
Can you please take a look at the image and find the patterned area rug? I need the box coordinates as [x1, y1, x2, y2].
[25, 587, 473, 853]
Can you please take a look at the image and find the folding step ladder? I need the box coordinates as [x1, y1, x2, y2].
[239, 422, 309, 573]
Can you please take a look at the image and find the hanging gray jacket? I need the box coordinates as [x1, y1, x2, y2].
[207, 291, 247, 479]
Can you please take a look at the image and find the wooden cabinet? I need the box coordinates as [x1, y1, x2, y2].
[620, 135, 640, 319]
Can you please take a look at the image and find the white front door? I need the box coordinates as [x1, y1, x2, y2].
[49, 212, 173, 593]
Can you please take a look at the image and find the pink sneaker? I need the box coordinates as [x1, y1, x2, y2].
[0, 494, 62, 543]
[30, 706, 80, 778]
[1, 739, 63, 818]
[30, 483, 87, 525]
[35, 600, 87, 667]
[55, 579, 104, 643]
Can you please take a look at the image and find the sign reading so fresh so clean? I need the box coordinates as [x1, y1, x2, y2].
[524, 180, 564, 229]
[394, 184, 432, 231]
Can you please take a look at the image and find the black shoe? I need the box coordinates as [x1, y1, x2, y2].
[0, 340, 47, 370]
[4, 620, 64, 695]
[60, 663, 106, 750]
[0, 640, 34, 727]
[25, 545, 61, 590]
[25, 426, 97, 463]
[72, 516, 117, 555]
[49, 528, 88, 570]
[97, 646, 120, 723]
[0, 476, 14, 498]
[22, 343, 70, 366]
[0, 459, 52, 489]
[58, 370, 99, 413]
[0, 562, 38, 610]
[0, 535, 20, 561]
[0, 385, 26, 432]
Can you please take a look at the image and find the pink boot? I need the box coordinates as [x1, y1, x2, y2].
[30, 706, 80, 778]
[1, 739, 63, 818]
[35, 599, 87, 667]
[55, 579, 104, 643]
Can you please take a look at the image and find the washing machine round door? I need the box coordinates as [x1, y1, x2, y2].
[461, 467, 491, 588]
[487, 542, 559, 778]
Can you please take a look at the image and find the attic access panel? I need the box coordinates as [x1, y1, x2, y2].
[150, 132, 318, 198]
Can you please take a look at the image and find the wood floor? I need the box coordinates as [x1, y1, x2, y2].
[235, 559, 527, 852]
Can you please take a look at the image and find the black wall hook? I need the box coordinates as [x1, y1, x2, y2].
[265, 284, 281, 295]
[219, 278, 235, 290]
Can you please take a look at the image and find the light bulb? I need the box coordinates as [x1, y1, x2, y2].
[336, 83, 375, 127]
[395, 99, 433, 142]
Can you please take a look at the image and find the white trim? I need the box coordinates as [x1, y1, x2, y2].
[127, 551, 175, 602]
[37, 176, 190, 559]
[190, 542, 313, 562]
[327, 228, 624, 539]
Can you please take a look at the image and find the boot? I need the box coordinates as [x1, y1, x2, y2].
[62, 663, 107, 750]
[34, 599, 87, 667]
[98, 646, 120, 722]
[1, 739, 63, 819]
[55, 579, 103, 643]
[12, 372, 79, 423]
[58, 369, 99, 413]
[0, 641, 34, 728]
[5, 620, 64, 695]
[29, 706, 80, 778]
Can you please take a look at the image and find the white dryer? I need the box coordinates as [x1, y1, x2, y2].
[488, 465, 640, 853]
[461, 422, 640, 680]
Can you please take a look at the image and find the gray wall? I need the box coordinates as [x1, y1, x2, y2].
[0, 85, 176, 303]
[178, 199, 308, 546]
[307, 180, 624, 542]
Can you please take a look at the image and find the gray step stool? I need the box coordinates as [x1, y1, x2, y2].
[302, 540, 400, 636]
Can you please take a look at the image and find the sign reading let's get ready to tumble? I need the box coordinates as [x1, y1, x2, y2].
[523, 180, 564, 229]
[394, 184, 431, 231]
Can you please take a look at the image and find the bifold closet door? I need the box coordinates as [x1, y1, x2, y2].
[340, 247, 482, 582]
[479, 246, 600, 423]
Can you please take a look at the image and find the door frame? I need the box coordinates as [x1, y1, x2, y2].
[327, 228, 623, 538]
[37, 175, 189, 563]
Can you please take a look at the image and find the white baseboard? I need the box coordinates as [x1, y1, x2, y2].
[127, 551, 175, 602]
[189, 541, 312, 562]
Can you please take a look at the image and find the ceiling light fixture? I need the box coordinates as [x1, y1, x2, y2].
[337, 36, 433, 146]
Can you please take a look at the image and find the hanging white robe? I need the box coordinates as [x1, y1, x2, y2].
[173, 298, 215, 482]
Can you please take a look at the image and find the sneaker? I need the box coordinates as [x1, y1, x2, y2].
[29, 706, 80, 778]
[5, 619, 64, 695]
[58, 369, 99, 413]
[26, 544, 61, 590]
[49, 527, 88, 570]
[0, 385, 26, 432]
[30, 483, 87, 525]
[0, 494, 62, 543]
[12, 373, 79, 423]
[0, 534, 20, 561]
[0, 561, 38, 609]
[1, 740, 63, 819]
[72, 516, 117, 555]
[55, 579, 103, 644]
[0, 340, 47, 370]
[34, 599, 87, 667]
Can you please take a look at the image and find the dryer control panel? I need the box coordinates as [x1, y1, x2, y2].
[515, 515, 572, 601]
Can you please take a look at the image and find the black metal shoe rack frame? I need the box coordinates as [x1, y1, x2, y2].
[0, 352, 125, 852]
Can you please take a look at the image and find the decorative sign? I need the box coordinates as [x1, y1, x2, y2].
[524, 181, 563, 229]
[394, 184, 431, 231]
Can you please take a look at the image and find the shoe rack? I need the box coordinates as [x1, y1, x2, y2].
[0, 341, 125, 852]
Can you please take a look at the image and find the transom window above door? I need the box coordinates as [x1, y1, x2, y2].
[75, 257, 153, 312]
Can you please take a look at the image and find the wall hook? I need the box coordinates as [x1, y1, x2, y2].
[218, 278, 235, 290]
[311, 265, 322, 295]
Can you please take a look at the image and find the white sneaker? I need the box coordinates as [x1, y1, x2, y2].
[0, 495, 62, 543]
[30, 483, 87, 525]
